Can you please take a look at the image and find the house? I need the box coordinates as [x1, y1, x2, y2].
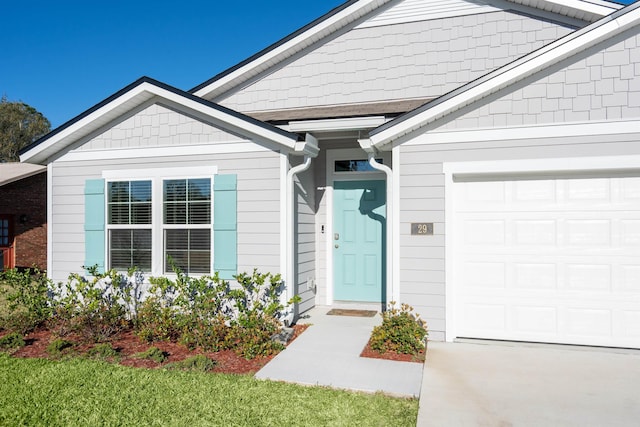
[0, 163, 47, 270]
[20, 0, 640, 348]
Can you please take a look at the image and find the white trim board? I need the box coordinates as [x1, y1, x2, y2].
[59, 141, 269, 162]
[102, 166, 218, 180]
[405, 120, 640, 146]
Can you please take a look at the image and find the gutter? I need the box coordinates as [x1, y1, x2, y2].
[359, 138, 394, 306]
[283, 155, 313, 326]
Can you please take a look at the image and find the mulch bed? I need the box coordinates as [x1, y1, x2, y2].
[360, 338, 426, 363]
[3, 324, 309, 375]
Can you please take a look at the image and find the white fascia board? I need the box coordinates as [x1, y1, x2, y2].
[508, 0, 621, 20]
[192, 0, 390, 100]
[286, 116, 388, 133]
[405, 119, 640, 145]
[370, 4, 640, 149]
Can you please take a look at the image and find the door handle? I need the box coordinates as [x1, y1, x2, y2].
[335, 244, 339, 248]
[334, 233, 339, 240]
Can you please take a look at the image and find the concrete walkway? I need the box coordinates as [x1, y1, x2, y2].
[418, 341, 640, 427]
[255, 306, 424, 397]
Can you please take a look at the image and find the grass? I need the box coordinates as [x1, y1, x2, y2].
[0, 354, 418, 426]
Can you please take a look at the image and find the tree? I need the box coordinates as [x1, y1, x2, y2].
[0, 96, 51, 162]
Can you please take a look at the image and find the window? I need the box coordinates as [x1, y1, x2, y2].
[107, 181, 152, 271]
[163, 178, 212, 274]
[334, 159, 383, 172]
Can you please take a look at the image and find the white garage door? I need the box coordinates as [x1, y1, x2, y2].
[454, 175, 640, 348]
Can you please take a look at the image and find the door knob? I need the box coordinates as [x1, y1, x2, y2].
[335, 244, 339, 248]
[334, 233, 339, 240]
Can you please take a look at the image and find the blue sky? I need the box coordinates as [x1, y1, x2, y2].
[1, 0, 635, 129]
[1, 1, 344, 128]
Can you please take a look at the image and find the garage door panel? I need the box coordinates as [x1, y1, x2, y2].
[454, 175, 640, 349]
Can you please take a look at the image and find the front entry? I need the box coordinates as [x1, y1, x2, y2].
[0, 215, 14, 270]
[333, 180, 386, 302]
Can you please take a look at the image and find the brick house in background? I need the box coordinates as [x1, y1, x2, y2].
[0, 163, 47, 270]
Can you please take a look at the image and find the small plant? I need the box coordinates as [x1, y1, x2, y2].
[132, 346, 168, 363]
[46, 338, 74, 358]
[165, 355, 216, 372]
[0, 268, 53, 334]
[370, 302, 428, 355]
[86, 343, 120, 361]
[0, 332, 25, 351]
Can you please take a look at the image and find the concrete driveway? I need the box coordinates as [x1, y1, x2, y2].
[417, 341, 640, 426]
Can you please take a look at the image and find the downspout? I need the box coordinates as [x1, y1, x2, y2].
[359, 138, 393, 308]
[284, 155, 312, 326]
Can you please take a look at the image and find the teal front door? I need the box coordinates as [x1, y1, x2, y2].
[333, 180, 386, 302]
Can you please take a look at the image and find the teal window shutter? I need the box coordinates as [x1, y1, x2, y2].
[85, 179, 105, 274]
[214, 174, 237, 280]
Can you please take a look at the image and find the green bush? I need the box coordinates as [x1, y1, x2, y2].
[0, 268, 53, 334]
[86, 343, 119, 361]
[370, 302, 428, 355]
[52, 267, 136, 342]
[46, 339, 74, 358]
[0, 332, 25, 351]
[136, 266, 296, 359]
[165, 355, 216, 372]
[132, 346, 168, 363]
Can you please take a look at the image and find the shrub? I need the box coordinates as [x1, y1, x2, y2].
[86, 343, 120, 361]
[0, 332, 25, 351]
[165, 355, 216, 372]
[52, 267, 136, 342]
[0, 268, 53, 334]
[46, 338, 74, 358]
[132, 346, 168, 363]
[370, 302, 428, 355]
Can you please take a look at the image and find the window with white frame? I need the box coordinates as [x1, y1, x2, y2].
[163, 178, 212, 274]
[107, 180, 152, 271]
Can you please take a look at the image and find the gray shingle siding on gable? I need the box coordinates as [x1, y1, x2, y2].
[219, 11, 574, 113]
[79, 103, 248, 151]
[437, 31, 640, 131]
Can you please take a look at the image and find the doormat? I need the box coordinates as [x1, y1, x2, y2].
[326, 309, 377, 317]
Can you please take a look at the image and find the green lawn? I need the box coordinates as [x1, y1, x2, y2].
[0, 354, 418, 426]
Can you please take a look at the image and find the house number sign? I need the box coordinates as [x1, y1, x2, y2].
[411, 223, 433, 235]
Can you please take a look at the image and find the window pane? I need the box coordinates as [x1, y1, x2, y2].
[188, 202, 211, 224]
[334, 159, 383, 172]
[190, 229, 211, 250]
[164, 229, 210, 274]
[109, 229, 151, 271]
[109, 204, 130, 224]
[130, 181, 151, 203]
[110, 229, 132, 249]
[109, 182, 130, 203]
[164, 203, 186, 224]
[108, 180, 152, 225]
[188, 179, 211, 201]
[131, 203, 152, 224]
[165, 229, 188, 250]
[164, 180, 186, 202]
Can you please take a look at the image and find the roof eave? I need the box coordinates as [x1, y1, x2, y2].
[20, 78, 300, 165]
